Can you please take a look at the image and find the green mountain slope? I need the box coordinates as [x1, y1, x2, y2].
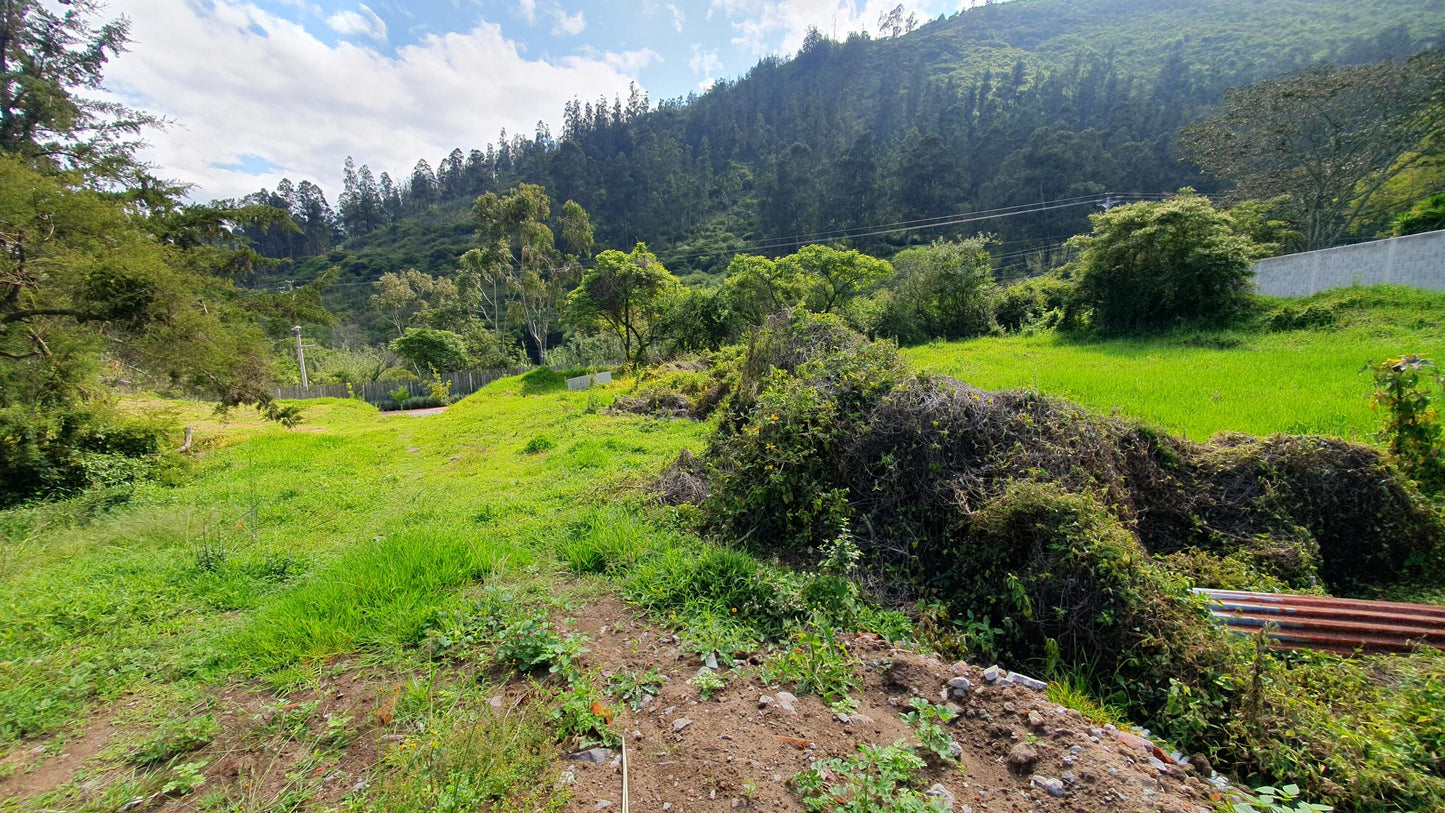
[254, 0, 1445, 337]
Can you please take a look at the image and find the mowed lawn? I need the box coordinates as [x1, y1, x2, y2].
[903, 286, 1445, 441]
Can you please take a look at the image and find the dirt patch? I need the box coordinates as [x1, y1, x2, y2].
[152, 667, 396, 813]
[560, 599, 1221, 813]
[0, 714, 122, 800]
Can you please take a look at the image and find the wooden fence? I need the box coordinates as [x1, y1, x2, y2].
[273, 366, 529, 407]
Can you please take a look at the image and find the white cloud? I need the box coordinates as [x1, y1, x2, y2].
[688, 44, 723, 77]
[326, 3, 388, 41]
[551, 8, 586, 35]
[599, 47, 662, 73]
[713, 0, 947, 56]
[665, 3, 686, 32]
[104, 0, 644, 200]
[518, 0, 538, 25]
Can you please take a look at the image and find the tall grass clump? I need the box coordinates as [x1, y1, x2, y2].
[229, 529, 531, 671]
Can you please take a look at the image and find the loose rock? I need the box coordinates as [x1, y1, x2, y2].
[1032, 776, 1067, 798]
[567, 747, 616, 764]
[925, 783, 956, 811]
[1005, 671, 1048, 692]
[672, 718, 694, 733]
[1006, 742, 1039, 774]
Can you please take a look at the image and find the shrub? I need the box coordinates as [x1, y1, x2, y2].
[871, 238, 997, 344]
[994, 275, 1073, 332]
[0, 404, 173, 508]
[1393, 192, 1445, 236]
[1372, 355, 1445, 494]
[1069, 190, 1263, 333]
[390, 327, 470, 374]
[706, 312, 908, 552]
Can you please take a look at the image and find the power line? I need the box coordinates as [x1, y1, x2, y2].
[249, 190, 1184, 293]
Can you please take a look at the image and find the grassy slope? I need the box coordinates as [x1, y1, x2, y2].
[902, 287, 1445, 440]
[0, 377, 705, 748]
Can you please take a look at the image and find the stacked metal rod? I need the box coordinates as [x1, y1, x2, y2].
[1194, 589, 1445, 655]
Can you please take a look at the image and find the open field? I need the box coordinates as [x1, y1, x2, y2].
[903, 286, 1445, 440]
[0, 374, 710, 809]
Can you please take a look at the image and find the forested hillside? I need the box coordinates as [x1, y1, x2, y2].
[234, 0, 1445, 336]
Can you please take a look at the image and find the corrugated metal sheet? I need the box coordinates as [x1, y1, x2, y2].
[1194, 588, 1445, 655]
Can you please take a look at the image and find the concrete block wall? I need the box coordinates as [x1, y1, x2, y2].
[1252, 229, 1445, 298]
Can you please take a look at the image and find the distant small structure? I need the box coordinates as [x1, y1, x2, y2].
[566, 370, 615, 391]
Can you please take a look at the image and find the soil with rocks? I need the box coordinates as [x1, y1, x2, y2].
[561, 599, 1223, 813]
[1, 599, 1227, 813]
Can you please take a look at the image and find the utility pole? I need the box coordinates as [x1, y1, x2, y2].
[293, 325, 312, 390]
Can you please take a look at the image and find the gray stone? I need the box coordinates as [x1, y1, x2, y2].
[758, 695, 774, 708]
[567, 747, 616, 764]
[672, 718, 693, 733]
[1031, 776, 1067, 798]
[775, 691, 798, 714]
[1005, 671, 1048, 692]
[566, 374, 591, 391]
[593, 371, 613, 384]
[850, 713, 875, 725]
[946, 676, 972, 700]
[1027, 711, 1046, 729]
[595, 801, 614, 811]
[925, 783, 956, 811]
[982, 665, 1002, 683]
[1006, 742, 1039, 774]
[947, 741, 964, 759]
[1069, 745, 1082, 755]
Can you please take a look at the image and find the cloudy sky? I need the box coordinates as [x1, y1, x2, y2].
[102, 0, 969, 202]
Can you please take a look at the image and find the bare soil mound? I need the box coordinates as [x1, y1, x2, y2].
[562, 599, 1219, 813]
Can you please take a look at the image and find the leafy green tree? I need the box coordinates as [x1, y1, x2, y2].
[1182, 51, 1445, 250]
[369, 268, 458, 338]
[723, 254, 806, 326]
[0, 0, 157, 183]
[882, 238, 997, 342]
[1067, 191, 1262, 333]
[567, 242, 676, 365]
[390, 327, 470, 375]
[0, 1, 310, 503]
[781, 244, 893, 315]
[462, 184, 592, 361]
[1393, 193, 1445, 236]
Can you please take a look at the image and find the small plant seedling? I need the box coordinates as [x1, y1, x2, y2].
[900, 698, 959, 764]
[793, 741, 933, 813]
[1231, 784, 1333, 813]
[606, 668, 666, 710]
[762, 621, 858, 706]
[551, 681, 621, 747]
[493, 617, 587, 682]
[689, 668, 727, 700]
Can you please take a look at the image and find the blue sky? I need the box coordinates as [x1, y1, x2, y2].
[103, 0, 967, 201]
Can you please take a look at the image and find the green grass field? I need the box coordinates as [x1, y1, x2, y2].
[0, 374, 706, 747]
[903, 286, 1445, 440]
